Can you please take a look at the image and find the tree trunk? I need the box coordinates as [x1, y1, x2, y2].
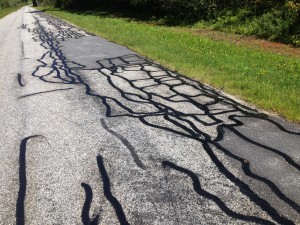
[33, 0, 38, 7]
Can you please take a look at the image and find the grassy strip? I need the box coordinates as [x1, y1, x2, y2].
[0, 4, 25, 19]
[42, 8, 300, 123]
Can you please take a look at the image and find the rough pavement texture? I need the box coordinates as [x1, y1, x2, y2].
[0, 6, 300, 225]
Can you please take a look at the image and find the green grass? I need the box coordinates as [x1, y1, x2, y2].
[0, 4, 25, 19]
[41, 8, 300, 123]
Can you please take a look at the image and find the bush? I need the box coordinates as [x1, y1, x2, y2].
[157, 0, 204, 23]
[33, 0, 300, 46]
[250, 10, 290, 40]
[0, 0, 23, 8]
[248, 2, 300, 42]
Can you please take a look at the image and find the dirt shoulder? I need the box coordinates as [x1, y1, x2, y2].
[188, 28, 300, 58]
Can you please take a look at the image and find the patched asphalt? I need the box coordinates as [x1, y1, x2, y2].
[0, 6, 299, 225]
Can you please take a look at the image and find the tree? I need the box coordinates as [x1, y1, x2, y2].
[33, 0, 38, 6]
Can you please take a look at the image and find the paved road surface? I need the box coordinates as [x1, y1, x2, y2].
[0, 6, 300, 225]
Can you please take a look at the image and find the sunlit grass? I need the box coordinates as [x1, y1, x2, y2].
[0, 4, 25, 19]
[42, 8, 300, 123]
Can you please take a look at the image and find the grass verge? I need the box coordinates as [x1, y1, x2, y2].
[41, 8, 300, 123]
[0, 4, 25, 19]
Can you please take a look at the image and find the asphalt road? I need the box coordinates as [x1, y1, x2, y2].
[0, 6, 300, 225]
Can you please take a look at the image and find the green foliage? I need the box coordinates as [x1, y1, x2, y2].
[245, 2, 299, 42]
[35, 0, 300, 45]
[251, 10, 291, 40]
[0, 3, 24, 18]
[158, 0, 205, 24]
[192, 1, 300, 46]
[0, 0, 24, 9]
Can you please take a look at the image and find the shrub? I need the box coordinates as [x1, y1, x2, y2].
[33, 0, 300, 46]
[0, 0, 23, 8]
[248, 2, 300, 42]
[250, 10, 290, 40]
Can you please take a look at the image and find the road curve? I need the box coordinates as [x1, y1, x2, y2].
[0, 6, 300, 225]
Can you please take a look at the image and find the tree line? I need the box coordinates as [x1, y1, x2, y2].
[38, 0, 300, 24]
[0, 0, 27, 9]
[35, 0, 300, 46]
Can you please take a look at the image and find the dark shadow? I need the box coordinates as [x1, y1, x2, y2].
[38, 5, 180, 26]
[81, 183, 100, 225]
[26, 9, 46, 14]
[25, 11, 300, 224]
[96, 156, 130, 225]
[68, 8, 169, 26]
[64, 9, 113, 19]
